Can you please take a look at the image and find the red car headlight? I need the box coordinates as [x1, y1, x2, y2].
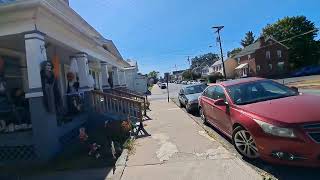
[253, 119, 296, 138]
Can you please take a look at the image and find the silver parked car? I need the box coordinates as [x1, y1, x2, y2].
[178, 83, 207, 112]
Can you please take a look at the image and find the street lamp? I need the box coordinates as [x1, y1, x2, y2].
[212, 26, 227, 80]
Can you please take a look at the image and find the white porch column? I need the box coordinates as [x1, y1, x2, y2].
[112, 66, 120, 87]
[24, 32, 47, 98]
[24, 31, 60, 160]
[123, 70, 127, 86]
[75, 52, 93, 91]
[100, 62, 110, 90]
[119, 69, 125, 86]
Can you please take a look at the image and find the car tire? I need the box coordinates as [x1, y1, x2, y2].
[178, 100, 183, 108]
[186, 104, 191, 113]
[199, 107, 207, 124]
[232, 126, 259, 160]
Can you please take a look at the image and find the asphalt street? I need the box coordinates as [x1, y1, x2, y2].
[148, 83, 183, 101]
[148, 79, 320, 102]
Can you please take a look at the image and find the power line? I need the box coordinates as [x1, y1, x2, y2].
[253, 28, 319, 51]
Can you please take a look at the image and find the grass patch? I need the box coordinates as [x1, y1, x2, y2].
[148, 84, 154, 91]
[123, 138, 136, 155]
[287, 79, 320, 89]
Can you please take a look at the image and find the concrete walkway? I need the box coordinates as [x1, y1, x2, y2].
[121, 98, 262, 180]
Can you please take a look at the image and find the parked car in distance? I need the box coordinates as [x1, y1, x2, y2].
[178, 83, 207, 112]
[291, 66, 320, 77]
[198, 79, 207, 83]
[198, 77, 320, 167]
[160, 83, 167, 89]
[190, 80, 196, 84]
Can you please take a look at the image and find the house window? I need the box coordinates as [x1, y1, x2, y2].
[269, 64, 273, 70]
[256, 65, 261, 72]
[277, 62, 284, 71]
[277, 50, 282, 58]
[248, 54, 251, 60]
[266, 51, 271, 59]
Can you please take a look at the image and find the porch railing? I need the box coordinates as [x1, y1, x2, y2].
[114, 87, 144, 96]
[91, 90, 143, 125]
[107, 89, 148, 116]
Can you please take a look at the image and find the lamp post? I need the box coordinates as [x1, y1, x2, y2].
[212, 26, 226, 80]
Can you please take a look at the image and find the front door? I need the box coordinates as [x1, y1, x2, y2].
[201, 86, 216, 125]
[211, 85, 232, 135]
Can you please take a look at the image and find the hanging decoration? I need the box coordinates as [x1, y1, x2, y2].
[40, 61, 63, 114]
[52, 54, 60, 79]
[70, 58, 79, 74]
[69, 57, 80, 92]
[66, 72, 75, 93]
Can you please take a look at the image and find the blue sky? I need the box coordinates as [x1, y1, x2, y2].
[70, 0, 320, 76]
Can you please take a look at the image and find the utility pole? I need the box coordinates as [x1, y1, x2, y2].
[164, 72, 170, 103]
[187, 56, 193, 80]
[212, 26, 227, 80]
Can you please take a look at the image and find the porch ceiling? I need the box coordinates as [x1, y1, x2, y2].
[0, 34, 25, 53]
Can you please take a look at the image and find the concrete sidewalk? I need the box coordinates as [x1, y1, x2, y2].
[120, 100, 262, 180]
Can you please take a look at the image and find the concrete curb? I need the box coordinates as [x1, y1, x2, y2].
[106, 149, 129, 180]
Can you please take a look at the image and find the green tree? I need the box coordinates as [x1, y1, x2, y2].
[182, 70, 201, 80]
[227, 47, 242, 58]
[207, 72, 223, 83]
[190, 53, 220, 69]
[262, 16, 319, 69]
[182, 70, 192, 80]
[241, 31, 255, 47]
[148, 71, 159, 79]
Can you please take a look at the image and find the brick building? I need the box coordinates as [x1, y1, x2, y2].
[233, 36, 289, 78]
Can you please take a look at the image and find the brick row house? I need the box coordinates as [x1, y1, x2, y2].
[233, 36, 289, 78]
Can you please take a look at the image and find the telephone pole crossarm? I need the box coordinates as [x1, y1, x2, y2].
[212, 26, 227, 80]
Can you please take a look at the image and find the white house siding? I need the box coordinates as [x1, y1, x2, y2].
[0, 0, 139, 163]
[124, 68, 137, 91]
[134, 75, 148, 94]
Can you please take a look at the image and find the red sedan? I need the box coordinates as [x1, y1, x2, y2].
[198, 77, 320, 167]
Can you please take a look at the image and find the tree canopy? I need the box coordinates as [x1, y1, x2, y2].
[262, 16, 319, 68]
[182, 70, 201, 80]
[241, 31, 255, 47]
[227, 47, 242, 58]
[190, 53, 219, 69]
[147, 71, 159, 79]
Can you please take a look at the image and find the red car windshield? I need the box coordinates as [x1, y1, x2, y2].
[226, 80, 298, 105]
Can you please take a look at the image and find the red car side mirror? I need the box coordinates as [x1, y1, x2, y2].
[214, 99, 228, 106]
[290, 86, 299, 93]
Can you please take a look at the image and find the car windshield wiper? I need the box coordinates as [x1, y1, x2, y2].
[236, 94, 297, 105]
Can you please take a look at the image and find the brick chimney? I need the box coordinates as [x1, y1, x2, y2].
[258, 36, 266, 47]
